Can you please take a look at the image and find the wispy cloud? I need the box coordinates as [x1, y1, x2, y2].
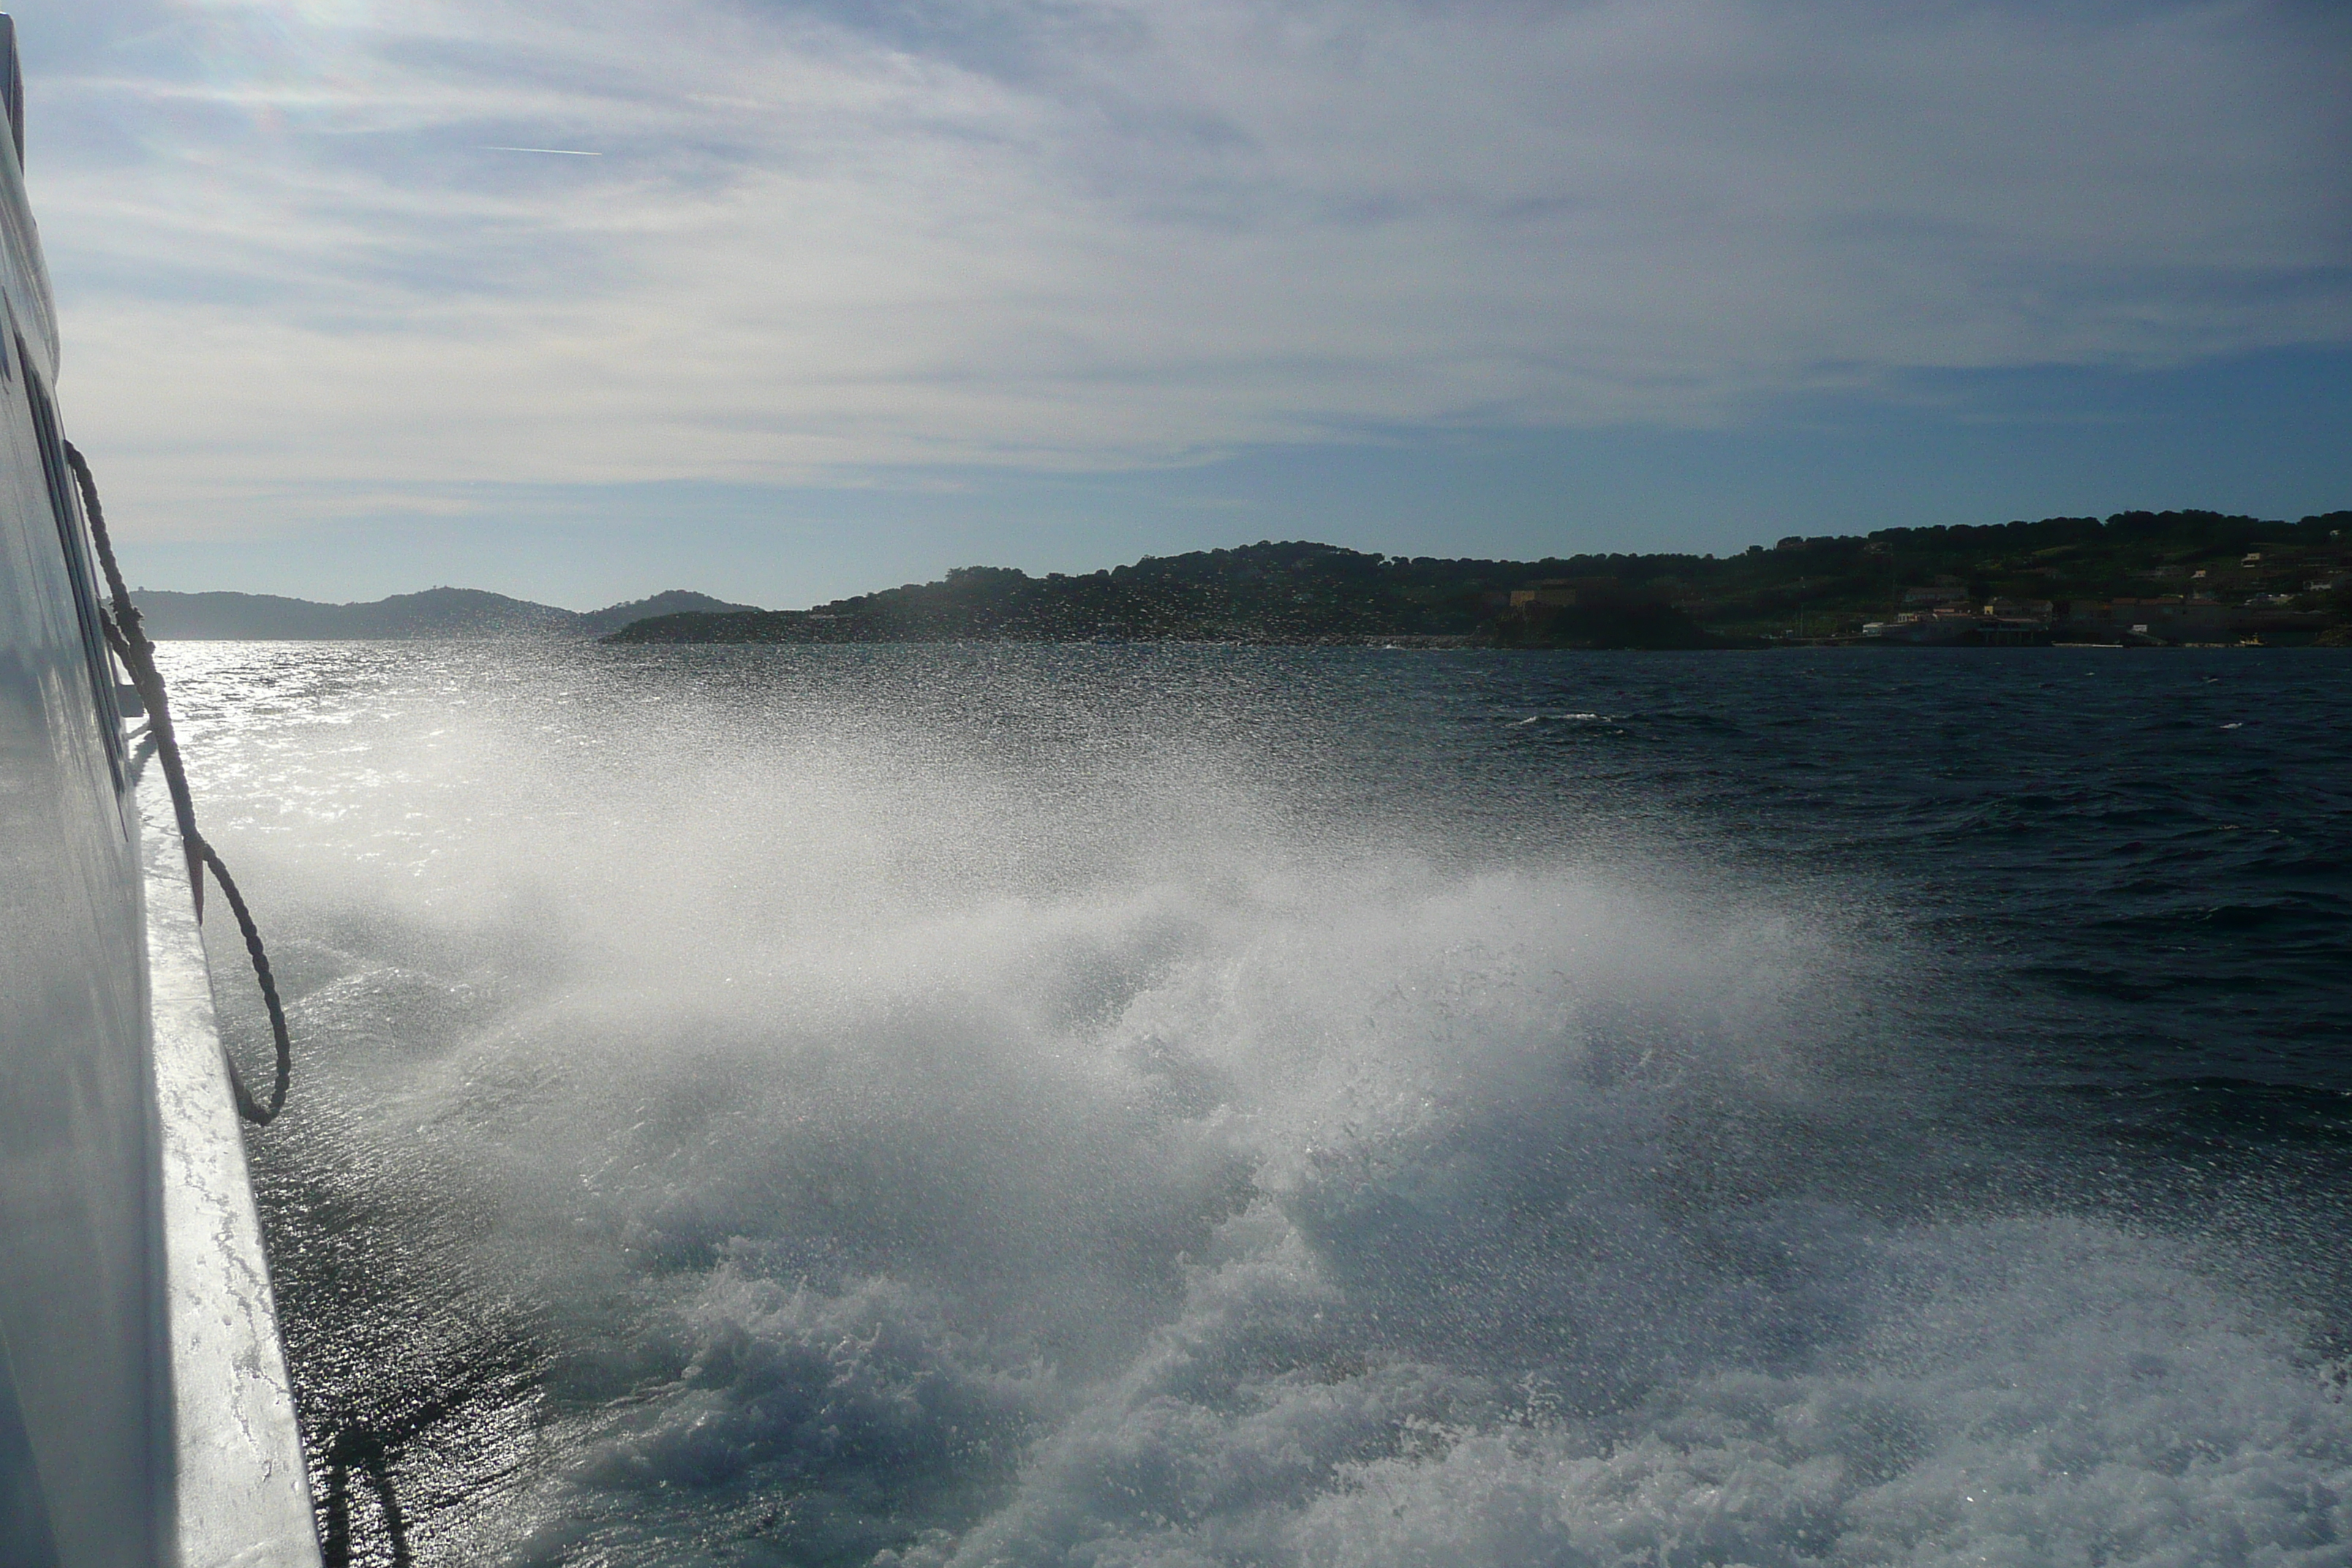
[23, 0, 2351, 539]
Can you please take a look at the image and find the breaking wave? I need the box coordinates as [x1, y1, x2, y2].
[158, 644, 2352, 1566]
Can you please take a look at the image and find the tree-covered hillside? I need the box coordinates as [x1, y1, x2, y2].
[604, 509, 2352, 647]
[1686, 509, 2352, 636]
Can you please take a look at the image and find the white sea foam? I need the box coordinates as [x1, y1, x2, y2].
[159, 645, 2352, 1566]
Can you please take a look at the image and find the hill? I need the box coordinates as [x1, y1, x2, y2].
[606, 552, 1724, 647]
[572, 590, 765, 638]
[135, 587, 758, 639]
[601, 509, 2352, 648]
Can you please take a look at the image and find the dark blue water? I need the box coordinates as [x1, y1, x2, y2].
[163, 644, 2352, 1567]
[1465, 652, 2348, 1085]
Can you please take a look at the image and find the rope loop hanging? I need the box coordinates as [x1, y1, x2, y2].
[65, 440, 291, 1125]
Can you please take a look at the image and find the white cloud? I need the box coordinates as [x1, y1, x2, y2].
[24, 0, 2351, 538]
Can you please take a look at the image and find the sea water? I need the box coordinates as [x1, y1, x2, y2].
[154, 643, 2352, 1567]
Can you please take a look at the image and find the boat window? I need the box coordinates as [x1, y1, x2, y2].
[19, 333, 127, 799]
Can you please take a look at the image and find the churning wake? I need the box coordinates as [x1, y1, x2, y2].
[164, 644, 2352, 1567]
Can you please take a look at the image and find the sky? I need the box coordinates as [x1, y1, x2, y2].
[11, 0, 2350, 609]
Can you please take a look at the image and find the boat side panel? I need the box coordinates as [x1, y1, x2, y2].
[138, 758, 321, 1567]
[0, 80, 166, 1568]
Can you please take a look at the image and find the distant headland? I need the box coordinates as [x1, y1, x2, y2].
[140, 508, 2352, 649]
[602, 509, 2352, 649]
[132, 587, 759, 641]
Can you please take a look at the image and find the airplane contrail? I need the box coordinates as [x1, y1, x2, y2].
[479, 146, 603, 156]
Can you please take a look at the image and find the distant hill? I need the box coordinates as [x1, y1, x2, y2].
[600, 508, 2352, 648]
[572, 590, 762, 637]
[135, 587, 759, 640]
[602, 543, 1728, 648]
[132, 505, 2352, 647]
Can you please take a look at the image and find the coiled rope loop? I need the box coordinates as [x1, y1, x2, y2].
[64, 440, 291, 1125]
